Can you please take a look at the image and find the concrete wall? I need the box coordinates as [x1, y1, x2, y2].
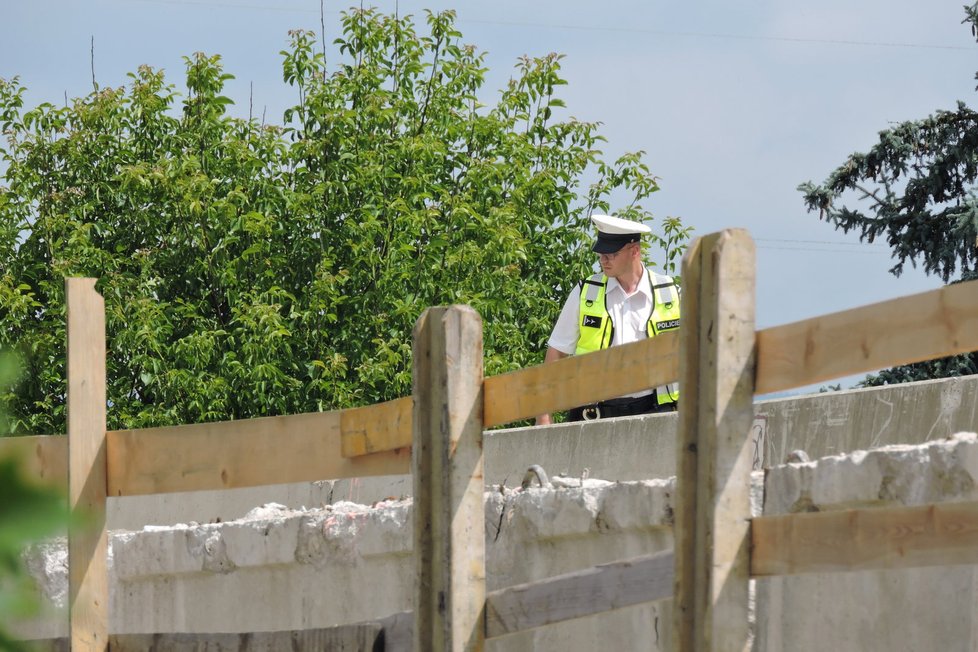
[16, 375, 978, 650]
[104, 375, 978, 531]
[754, 375, 978, 463]
[18, 479, 680, 651]
[20, 433, 978, 651]
[757, 432, 978, 652]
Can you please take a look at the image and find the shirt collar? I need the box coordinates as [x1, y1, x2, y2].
[606, 267, 652, 299]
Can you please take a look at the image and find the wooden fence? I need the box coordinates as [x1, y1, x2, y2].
[5, 228, 978, 651]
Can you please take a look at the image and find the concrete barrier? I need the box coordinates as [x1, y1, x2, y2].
[18, 478, 681, 651]
[16, 376, 978, 651]
[756, 431, 978, 652]
[103, 375, 978, 531]
[19, 435, 978, 649]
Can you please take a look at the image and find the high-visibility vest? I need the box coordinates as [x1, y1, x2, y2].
[575, 270, 680, 405]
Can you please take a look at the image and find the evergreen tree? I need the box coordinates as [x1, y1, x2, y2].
[799, 3, 978, 387]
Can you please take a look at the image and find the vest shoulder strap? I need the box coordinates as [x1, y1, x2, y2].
[581, 273, 606, 304]
[649, 271, 677, 305]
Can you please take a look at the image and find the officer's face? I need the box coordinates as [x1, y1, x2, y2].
[598, 243, 635, 276]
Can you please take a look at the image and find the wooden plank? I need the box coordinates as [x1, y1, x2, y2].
[673, 235, 703, 651]
[756, 278, 978, 395]
[345, 277, 978, 447]
[483, 330, 679, 428]
[75, 551, 672, 647]
[340, 396, 412, 457]
[751, 500, 978, 577]
[110, 623, 384, 650]
[66, 278, 109, 652]
[339, 330, 681, 456]
[25, 551, 672, 648]
[0, 434, 68, 488]
[236, 551, 673, 647]
[485, 550, 674, 638]
[34, 623, 385, 651]
[674, 231, 756, 652]
[106, 410, 410, 496]
[17, 639, 69, 652]
[374, 610, 415, 652]
[412, 306, 486, 652]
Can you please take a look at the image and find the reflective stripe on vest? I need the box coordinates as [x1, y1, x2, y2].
[576, 270, 681, 405]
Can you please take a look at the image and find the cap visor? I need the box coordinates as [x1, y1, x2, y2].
[592, 232, 638, 254]
[592, 239, 627, 254]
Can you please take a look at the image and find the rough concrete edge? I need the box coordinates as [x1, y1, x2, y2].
[762, 431, 978, 515]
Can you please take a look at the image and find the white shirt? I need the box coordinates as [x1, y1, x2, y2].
[548, 269, 655, 401]
[548, 268, 654, 354]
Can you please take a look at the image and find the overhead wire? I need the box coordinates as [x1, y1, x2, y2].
[122, 0, 975, 52]
[754, 237, 893, 254]
[755, 245, 891, 254]
[451, 20, 974, 52]
[110, 0, 962, 262]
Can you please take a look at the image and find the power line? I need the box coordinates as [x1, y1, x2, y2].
[127, 0, 315, 13]
[462, 20, 974, 52]
[753, 237, 896, 254]
[755, 237, 889, 248]
[756, 244, 891, 254]
[122, 0, 975, 52]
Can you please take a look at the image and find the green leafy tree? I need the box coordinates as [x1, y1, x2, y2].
[0, 8, 689, 434]
[798, 3, 978, 387]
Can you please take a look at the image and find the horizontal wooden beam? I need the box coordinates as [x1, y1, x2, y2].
[14, 279, 978, 493]
[14, 552, 677, 647]
[0, 435, 67, 488]
[751, 500, 978, 577]
[340, 396, 412, 458]
[307, 550, 676, 646]
[485, 550, 674, 638]
[29, 623, 385, 652]
[484, 330, 679, 428]
[337, 330, 680, 456]
[755, 278, 978, 395]
[106, 411, 409, 497]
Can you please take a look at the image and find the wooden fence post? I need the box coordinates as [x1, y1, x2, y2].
[673, 230, 756, 652]
[412, 305, 486, 652]
[66, 278, 109, 651]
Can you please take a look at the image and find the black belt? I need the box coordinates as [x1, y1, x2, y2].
[569, 392, 676, 422]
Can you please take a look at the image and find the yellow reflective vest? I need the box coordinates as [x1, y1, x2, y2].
[575, 270, 680, 405]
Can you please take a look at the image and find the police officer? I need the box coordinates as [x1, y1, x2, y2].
[535, 214, 680, 425]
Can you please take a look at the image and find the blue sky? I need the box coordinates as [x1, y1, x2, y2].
[3, 0, 976, 388]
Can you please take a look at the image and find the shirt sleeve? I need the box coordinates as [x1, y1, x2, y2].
[547, 284, 582, 355]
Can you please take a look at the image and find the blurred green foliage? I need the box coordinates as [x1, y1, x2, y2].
[0, 354, 67, 651]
